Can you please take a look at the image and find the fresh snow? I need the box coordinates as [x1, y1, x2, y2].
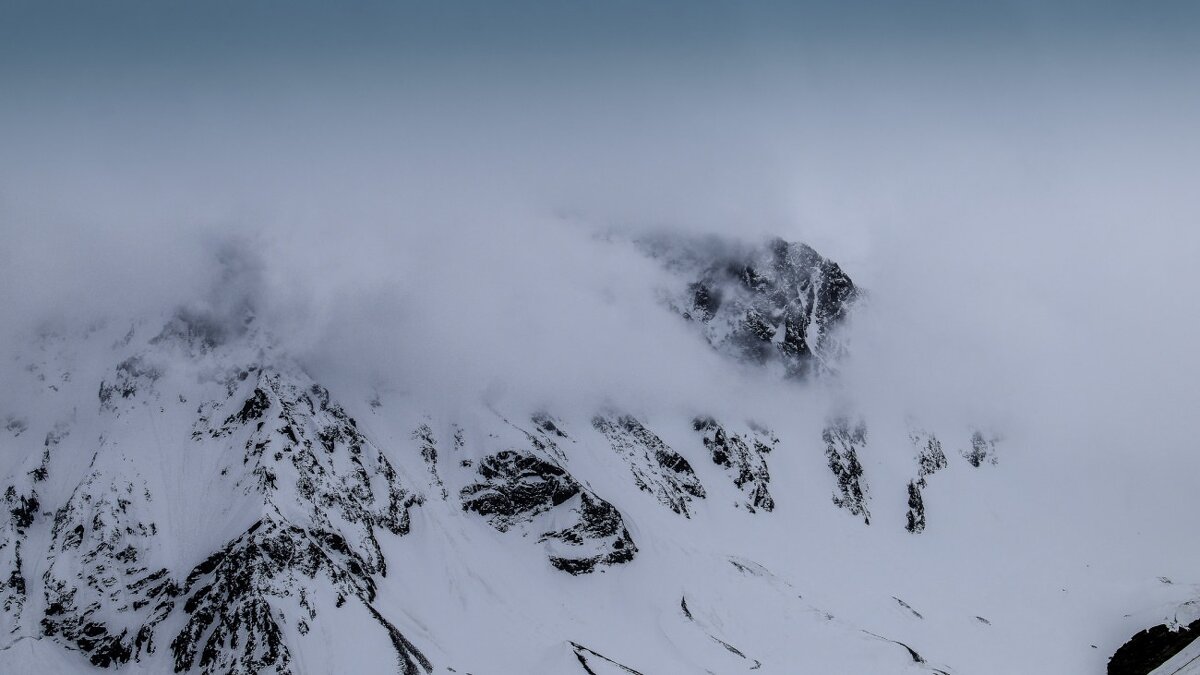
[0, 238, 1195, 674]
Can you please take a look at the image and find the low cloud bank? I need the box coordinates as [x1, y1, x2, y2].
[1, 29, 1197, 460]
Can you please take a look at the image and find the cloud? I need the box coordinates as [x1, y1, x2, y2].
[0, 2, 1197, 460]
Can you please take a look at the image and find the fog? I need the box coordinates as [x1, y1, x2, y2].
[1, 1, 1198, 467]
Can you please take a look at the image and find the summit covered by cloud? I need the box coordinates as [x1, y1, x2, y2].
[1, 2, 1199, 674]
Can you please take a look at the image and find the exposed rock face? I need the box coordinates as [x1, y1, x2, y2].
[1109, 619, 1200, 675]
[823, 418, 869, 524]
[41, 465, 176, 667]
[0, 423, 60, 638]
[171, 523, 295, 674]
[176, 368, 427, 673]
[905, 428, 948, 534]
[531, 413, 568, 441]
[963, 431, 999, 467]
[904, 481, 926, 534]
[0, 479, 38, 637]
[592, 414, 706, 517]
[460, 451, 576, 530]
[645, 235, 859, 378]
[914, 430, 948, 479]
[170, 518, 430, 675]
[461, 450, 636, 574]
[692, 417, 775, 512]
[412, 422, 448, 499]
[98, 356, 162, 412]
[542, 492, 637, 575]
[506, 413, 569, 462]
[2, 310, 431, 674]
[198, 371, 420, 574]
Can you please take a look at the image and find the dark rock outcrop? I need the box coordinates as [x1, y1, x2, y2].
[823, 418, 869, 524]
[171, 518, 430, 675]
[647, 236, 859, 378]
[199, 372, 419, 571]
[963, 431, 999, 467]
[461, 450, 636, 574]
[692, 417, 775, 512]
[98, 356, 161, 412]
[905, 481, 926, 534]
[1109, 619, 1200, 675]
[41, 468, 176, 667]
[412, 422, 448, 499]
[592, 415, 706, 516]
[173, 369, 427, 673]
[0, 485, 36, 637]
[0, 422, 66, 638]
[905, 428, 947, 534]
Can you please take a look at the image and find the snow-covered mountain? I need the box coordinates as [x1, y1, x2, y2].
[0, 234, 1189, 674]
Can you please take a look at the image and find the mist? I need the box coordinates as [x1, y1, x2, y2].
[2, 1, 1198, 467]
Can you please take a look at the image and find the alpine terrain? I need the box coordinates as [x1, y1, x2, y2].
[0, 232, 1190, 675]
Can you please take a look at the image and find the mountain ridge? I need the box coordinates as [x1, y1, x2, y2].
[3, 233, 1162, 675]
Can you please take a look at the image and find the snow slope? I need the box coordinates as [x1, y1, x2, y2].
[0, 235, 1195, 674]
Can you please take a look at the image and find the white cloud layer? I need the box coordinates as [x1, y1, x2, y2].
[1, 45, 1197, 465]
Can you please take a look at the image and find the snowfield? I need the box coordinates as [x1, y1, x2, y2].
[0, 235, 1196, 675]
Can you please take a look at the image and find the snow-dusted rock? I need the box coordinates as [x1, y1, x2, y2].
[461, 449, 636, 575]
[645, 235, 859, 378]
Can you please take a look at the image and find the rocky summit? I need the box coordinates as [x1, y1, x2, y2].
[0, 234, 1184, 675]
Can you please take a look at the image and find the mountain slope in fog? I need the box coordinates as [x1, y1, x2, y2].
[0, 234, 1187, 674]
